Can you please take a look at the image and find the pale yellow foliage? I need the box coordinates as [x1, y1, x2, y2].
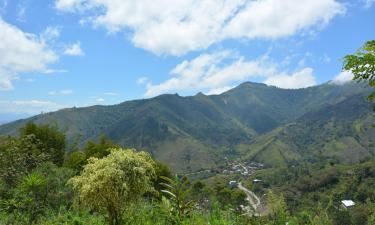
[68, 148, 156, 224]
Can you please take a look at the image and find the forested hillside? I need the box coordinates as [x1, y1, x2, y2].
[0, 81, 373, 172]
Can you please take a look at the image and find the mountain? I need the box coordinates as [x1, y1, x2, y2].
[0, 82, 374, 172]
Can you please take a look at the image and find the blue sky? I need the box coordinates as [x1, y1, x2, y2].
[0, 0, 374, 121]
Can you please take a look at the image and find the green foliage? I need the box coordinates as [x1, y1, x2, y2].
[37, 208, 106, 225]
[0, 135, 47, 186]
[20, 122, 66, 166]
[159, 175, 194, 222]
[83, 135, 119, 159]
[151, 162, 172, 199]
[68, 148, 156, 225]
[343, 40, 375, 102]
[64, 150, 87, 171]
[267, 190, 288, 225]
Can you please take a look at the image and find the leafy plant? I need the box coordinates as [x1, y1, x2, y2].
[160, 175, 195, 222]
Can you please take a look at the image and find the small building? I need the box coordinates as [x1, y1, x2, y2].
[341, 200, 355, 209]
[229, 180, 238, 188]
[253, 179, 262, 183]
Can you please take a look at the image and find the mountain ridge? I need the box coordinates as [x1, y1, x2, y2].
[1, 81, 373, 172]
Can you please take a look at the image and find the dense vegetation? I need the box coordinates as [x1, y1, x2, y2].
[243, 160, 375, 225]
[1, 122, 374, 224]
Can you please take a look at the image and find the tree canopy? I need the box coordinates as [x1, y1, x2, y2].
[20, 122, 66, 166]
[343, 40, 375, 102]
[68, 148, 156, 225]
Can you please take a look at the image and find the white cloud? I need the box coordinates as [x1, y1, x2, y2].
[264, 68, 316, 89]
[332, 71, 354, 84]
[64, 42, 84, 56]
[43, 69, 68, 74]
[321, 53, 331, 63]
[96, 98, 105, 102]
[16, 4, 26, 22]
[137, 77, 148, 85]
[205, 86, 233, 95]
[55, 0, 345, 55]
[0, 100, 64, 114]
[41, 26, 60, 41]
[363, 0, 375, 8]
[24, 78, 35, 82]
[48, 89, 73, 95]
[224, 0, 344, 40]
[143, 51, 317, 97]
[144, 51, 274, 97]
[0, 19, 58, 90]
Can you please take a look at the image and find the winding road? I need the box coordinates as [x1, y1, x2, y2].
[238, 182, 261, 213]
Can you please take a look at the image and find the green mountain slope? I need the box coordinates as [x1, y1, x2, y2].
[0, 81, 373, 172]
[242, 93, 375, 166]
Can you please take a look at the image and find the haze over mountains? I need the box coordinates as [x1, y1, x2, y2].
[0, 81, 374, 172]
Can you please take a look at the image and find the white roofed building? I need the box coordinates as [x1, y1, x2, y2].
[341, 200, 355, 209]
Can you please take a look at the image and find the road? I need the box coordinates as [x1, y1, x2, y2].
[238, 182, 260, 212]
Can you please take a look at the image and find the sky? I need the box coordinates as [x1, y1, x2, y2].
[0, 0, 374, 121]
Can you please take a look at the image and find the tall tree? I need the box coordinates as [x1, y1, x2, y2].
[68, 148, 156, 225]
[343, 40, 375, 104]
[20, 122, 66, 166]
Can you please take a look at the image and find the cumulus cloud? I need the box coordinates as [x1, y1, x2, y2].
[264, 68, 316, 89]
[64, 42, 84, 56]
[55, 0, 345, 55]
[143, 51, 317, 97]
[205, 86, 234, 95]
[0, 100, 64, 114]
[332, 71, 354, 84]
[0, 19, 58, 90]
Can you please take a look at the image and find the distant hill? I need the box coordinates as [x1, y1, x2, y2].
[0, 82, 373, 172]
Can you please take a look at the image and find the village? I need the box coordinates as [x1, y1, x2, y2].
[222, 161, 265, 177]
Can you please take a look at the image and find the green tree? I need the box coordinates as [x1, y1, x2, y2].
[83, 135, 119, 159]
[0, 135, 47, 186]
[267, 190, 289, 225]
[20, 122, 66, 166]
[64, 150, 87, 171]
[68, 148, 156, 225]
[343, 40, 375, 103]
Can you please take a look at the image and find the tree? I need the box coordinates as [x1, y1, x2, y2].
[68, 148, 156, 225]
[64, 150, 86, 171]
[0, 135, 47, 186]
[343, 40, 375, 104]
[20, 122, 66, 166]
[267, 190, 289, 225]
[83, 135, 119, 159]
